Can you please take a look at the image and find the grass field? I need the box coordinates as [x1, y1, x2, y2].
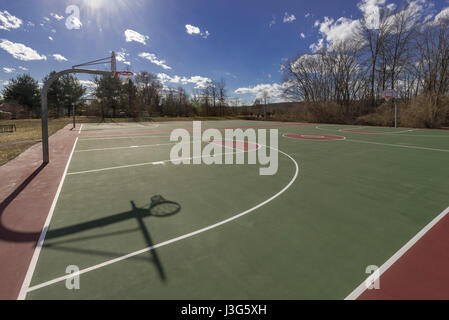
[17, 120, 449, 299]
[0, 118, 73, 166]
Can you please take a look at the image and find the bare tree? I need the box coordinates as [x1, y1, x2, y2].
[359, 6, 393, 105]
[216, 78, 227, 115]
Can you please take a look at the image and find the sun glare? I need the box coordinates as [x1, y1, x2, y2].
[84, 0, 108, 9]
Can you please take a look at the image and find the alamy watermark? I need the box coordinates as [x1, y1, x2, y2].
[65, 5, 82, 30]
[365, 265, 380, 290]
[65, 265, 80, 290]
[169, 121, 279, 175]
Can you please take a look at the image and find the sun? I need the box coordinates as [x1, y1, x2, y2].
[84, 0, 109, 9]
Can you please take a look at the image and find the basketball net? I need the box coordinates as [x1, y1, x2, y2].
[115, 71, 134, 85]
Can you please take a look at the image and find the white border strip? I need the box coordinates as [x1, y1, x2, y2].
[345, 206, 449, 300]
[17, 137, 79, 300]
[25, 145, 299, 293]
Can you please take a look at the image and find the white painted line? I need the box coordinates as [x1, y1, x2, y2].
[67, 149, 250, 175]
[388, 129, 415, 134]
[79, 135, 171, 141]
[315, 125, 363, 132]
[345, 206, 449, 300]
[338, 127, 365, 132]
[283, 133, 346, 141]
[383, 133, 449, 138]
[75, 140, 204, 153]
[75, 142, 175, 153]
[26, 145, 299, 293]
[345, 139, 449, 153]
[79, 124, 83, 134]
[17, 137, 80, 300]
[316, 125, 449, 138]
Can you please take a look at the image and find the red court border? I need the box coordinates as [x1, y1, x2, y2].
[356, 206, 449, 300]
[0, 124, 79, 300]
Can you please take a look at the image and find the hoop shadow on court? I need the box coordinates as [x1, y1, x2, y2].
[42, 195, 181, 282]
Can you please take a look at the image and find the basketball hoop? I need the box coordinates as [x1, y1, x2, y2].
[382, 89, 399, 128]
[382, 89, 398, 102]
[114, 71, 134, 84]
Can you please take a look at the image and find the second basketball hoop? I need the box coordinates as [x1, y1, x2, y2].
[115, 71, 134, 84]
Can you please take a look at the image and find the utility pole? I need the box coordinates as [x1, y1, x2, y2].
[394, 98, 398, 128]
[262, 91, 269, 121]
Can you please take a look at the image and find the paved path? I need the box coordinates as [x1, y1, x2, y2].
[0, 124, 79, 300]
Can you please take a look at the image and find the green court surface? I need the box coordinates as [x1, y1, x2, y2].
[24, 121, 449, 299]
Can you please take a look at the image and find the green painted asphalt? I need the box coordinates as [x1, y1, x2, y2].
[26, 121, 449, 299]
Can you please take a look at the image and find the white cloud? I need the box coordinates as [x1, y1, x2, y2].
[157, 73, 212, 89]
[52, 54, 68, 62]
[48, 36, 53, 41]
[435, 7, 449, 23]
[185, 24, 210, 38]
[50, 13, 64, 21]
[187, 75, 212, 88]
[309, 38, 324, 52]
[202, 30, 210, 39]
[124, 29, 149, 45]
[116, 49, 131, 66]
[19, 66, 28, 71]
[3, 67, 15, 73]
[43, 17, 50, 22]
[385, 0, 425, 31]
[185, 24, 201, 35]
[314, 16, 361, 50]
[139, 52, 171, 70]
[0, 10, 22, 31]
[300, 33, 306, 39]
[0, 39, 47, 61]
[79, 80, 97, 89]
[310, 0, 428, 52]
[235, 83, 287, 100]
[357, 0, 386, 29]
[27, 21, 35, 27]
[116, 49, 129, 61]
[269, 17, 276, 27]
[283, 12, 296, 23]
[305, 13, 312, 18]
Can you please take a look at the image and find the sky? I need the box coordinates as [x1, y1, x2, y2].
[0, 0, 448, 104]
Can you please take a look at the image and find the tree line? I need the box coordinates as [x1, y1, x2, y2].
[281, 3, 449, 127]
[1, 70, 240, 119]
